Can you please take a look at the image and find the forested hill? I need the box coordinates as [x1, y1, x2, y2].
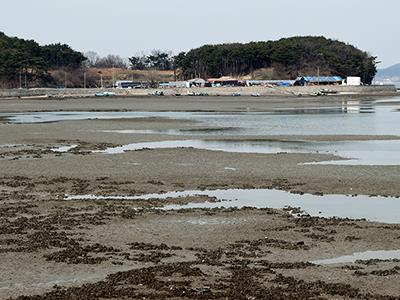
[0, 33, 378, 87]
[175, 36, 377, 84]
[0, 32, 86, 87]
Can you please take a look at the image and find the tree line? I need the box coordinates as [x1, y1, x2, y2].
[174, 36, 377, 84]
[0, 32, 86, 87]
[0, 32, 377, 87]
[84, 50, 174, 71]
[128, 50, 174, 71]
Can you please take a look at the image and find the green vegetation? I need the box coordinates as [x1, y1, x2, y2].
[0, 33, 378, 87]
[41, 43, 86, 69]
[129, 50, 174, 71]
[0, 32, 86, 87]
[175, 36, 377, 84]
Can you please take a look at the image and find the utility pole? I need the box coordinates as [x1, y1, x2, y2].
[100, 74, 104, 89]
[317, 53, 323, 86]
[112, 65, 116, 88]
[64, 71, 67, 89]
[24, 72, 27, 89]
[173, 61, 177, 82]
[84, 72, 87, 89]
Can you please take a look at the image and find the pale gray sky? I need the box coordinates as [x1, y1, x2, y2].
[2, 0, 399, 67]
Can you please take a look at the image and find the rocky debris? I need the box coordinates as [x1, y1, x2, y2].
[355, 267, 400, 277]
[44, 243, 120, 264]
[129, 242, 182, 251]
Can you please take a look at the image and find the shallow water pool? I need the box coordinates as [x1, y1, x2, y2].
[65, 189, 400, 224]
[1, 101, 400, 136]
[97, 139, 400, 165]
[312, 250, 400, 265]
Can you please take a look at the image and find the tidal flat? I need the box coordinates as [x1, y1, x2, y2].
[1, 95, 400, 299]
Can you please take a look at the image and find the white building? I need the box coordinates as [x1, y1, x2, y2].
[115, 81, 144, 89]
[345, 77, 361, 86]
[186, 78, 206, 88]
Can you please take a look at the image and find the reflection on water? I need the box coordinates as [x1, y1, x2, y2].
[2, 99, 400, 165]
[97, 139, 400, 165]
[340, 99, 375, 113]
[65, 189, 400, 224]
[101, 128, 243, 137]
[300, 140, 400, 165]
[97, 140, 310, 155]
[312, 250, 400, 265]
[1, 99, 400, 137]
[0, 111, 160, 123]
[187, 105, 399, 136]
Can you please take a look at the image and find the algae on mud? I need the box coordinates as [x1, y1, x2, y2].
[1, 96, 400, 299]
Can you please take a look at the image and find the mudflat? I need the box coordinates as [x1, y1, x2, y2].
[1, 96, 400, 299]
[0, 94, 379, 113]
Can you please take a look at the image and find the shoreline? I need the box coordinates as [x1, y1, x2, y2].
[0, 85, 397, 101]
[0, 94, 398, 114]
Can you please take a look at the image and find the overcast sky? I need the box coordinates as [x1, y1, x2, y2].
[1, 0, 399, 67]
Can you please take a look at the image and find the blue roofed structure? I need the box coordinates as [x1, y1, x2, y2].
[294, 76, 343, 86]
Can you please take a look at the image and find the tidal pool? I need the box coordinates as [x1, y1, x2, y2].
[50, 145, 78, 153]
[97, 139, 400, 165]
[312, 250, 400, 265]
[65, 189, 400, 224]
[0, 144, 22, 148]
[101, 128, 242, 137]
[3, 99, 400, 165]
[1, 101, 400, 136]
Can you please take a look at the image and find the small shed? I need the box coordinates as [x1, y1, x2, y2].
[186, 78, 206, 88]
[207, 76, 240, 87]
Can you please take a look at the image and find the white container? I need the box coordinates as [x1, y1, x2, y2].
[346, 76, 361, 86]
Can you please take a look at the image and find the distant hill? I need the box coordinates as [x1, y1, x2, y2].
[376, 64, 400, 79]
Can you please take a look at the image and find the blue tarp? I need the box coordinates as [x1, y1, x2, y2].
[298, 76, 343, 82]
